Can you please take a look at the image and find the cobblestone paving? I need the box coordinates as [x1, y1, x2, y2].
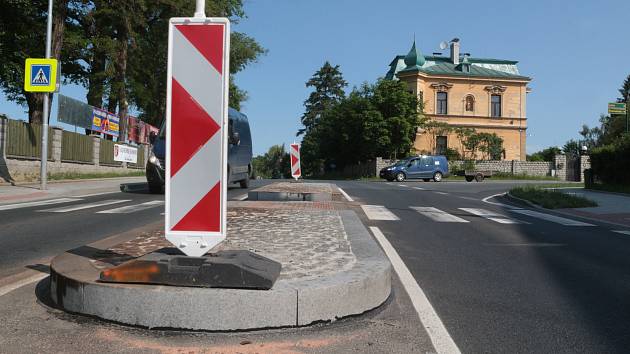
[94, 206, 357, 281]
[252, 182, 339, 195]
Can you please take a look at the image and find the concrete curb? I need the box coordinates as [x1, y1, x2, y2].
[49, 210, 391, 330]
[504, 192, 630, 229]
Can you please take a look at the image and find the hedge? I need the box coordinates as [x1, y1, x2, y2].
[589, 134, 630, 185]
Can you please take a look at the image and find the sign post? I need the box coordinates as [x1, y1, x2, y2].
[164, 14, 230, 257]
[290, 143, 301, 181]
[23, 0, 55, 190]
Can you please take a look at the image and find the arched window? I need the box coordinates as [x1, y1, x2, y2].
[465, 95, 475, 112]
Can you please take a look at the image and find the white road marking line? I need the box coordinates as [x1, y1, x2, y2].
[369, 226, 461, 354]
[481, 193, 519, 209]
[73, 191, 120, 198]
[434, 191, 449, 195]
[0, 198, 81, 211]
[413, 187, 425, 190]
[337, 187, 354, 202]
[97, 200, 164, 214]
[398, 184, 408, 188]
[613, 230, 630, 236]
[234, 194, 248, 201]
[411, 207, 469, 223]
[0, 273, 48, 297]
[459, 208, 527, 224]
[511, 209, 595, 226]
[361, 205, 400, 221]
[39, 199, 131, 213]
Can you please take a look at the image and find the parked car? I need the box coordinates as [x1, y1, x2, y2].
[146, 108, 253, 194]
[379, 155, 449, 182]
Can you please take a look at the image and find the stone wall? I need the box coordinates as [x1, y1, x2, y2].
[0, 119, 148, 184]
[449, 160, 553, 176]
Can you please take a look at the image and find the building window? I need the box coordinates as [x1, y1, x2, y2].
[491, 94, 502, 117]
[465, 95, 474, 112]
[436, 136, 447, 155]
[436, 92, 448, 115]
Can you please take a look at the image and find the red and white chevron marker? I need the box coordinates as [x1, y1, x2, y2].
[290, 143, 301, 180]
[165, 17, 230, 257]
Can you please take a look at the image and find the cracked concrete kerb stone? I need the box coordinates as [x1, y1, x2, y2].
[49, 210, 391, 330]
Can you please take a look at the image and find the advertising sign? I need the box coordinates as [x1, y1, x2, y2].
[608, 102, 627, 115]
[113, 144, 138, 163]
[165, 17, 230, 257]
[91, 108, 120, 137]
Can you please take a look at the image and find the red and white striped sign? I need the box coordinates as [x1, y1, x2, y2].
[290, 143, 301, 180]
[165, 18, 230, 257]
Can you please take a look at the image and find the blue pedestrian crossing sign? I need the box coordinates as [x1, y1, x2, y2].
[24, 58, 58, 92]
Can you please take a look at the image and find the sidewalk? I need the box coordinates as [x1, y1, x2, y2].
[0, 177, 146, 205]
[556, 188, 630, 227]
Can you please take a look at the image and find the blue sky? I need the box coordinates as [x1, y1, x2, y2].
[2, 0, 630, 156]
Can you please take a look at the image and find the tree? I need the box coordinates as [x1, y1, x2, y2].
[527, 146, 561, 162]
[252, 145, 290, 179]
[297, 62, 347, 136]
[618, 73, 630, 103]
[563, 139, 581, 157]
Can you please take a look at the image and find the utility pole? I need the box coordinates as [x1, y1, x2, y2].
[195, 0, 206, 17]
[40, 0, 53, 190]
[626, 92, 629, 133]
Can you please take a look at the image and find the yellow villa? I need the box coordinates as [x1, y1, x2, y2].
[386, 38, 532, 160]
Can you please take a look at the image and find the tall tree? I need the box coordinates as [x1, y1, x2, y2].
[618, 74, 630, 103]
[297, 62, 347, 136]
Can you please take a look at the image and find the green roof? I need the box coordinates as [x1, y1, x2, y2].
[403, 40, 425, 69]
[410, 62, 530, 79]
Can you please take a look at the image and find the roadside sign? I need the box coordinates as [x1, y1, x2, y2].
[608, 102, 626, 115]
[165, 17, 230, 257]
[290, 143, 301, 180]
[113, 144, 138, 163]
[24, 58, 58, 92]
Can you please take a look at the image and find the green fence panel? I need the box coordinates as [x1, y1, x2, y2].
[128, 145, 146, 169]
[99, 139, 122, 166]
[6, 119, 52, 159]
[61, 131, 93, 163]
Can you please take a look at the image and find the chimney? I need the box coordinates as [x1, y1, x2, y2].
[450, 38, 460, 65]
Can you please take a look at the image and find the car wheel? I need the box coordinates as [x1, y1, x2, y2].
[148, 183, 162, 194]
[423, 178, 430, 182]
[465, 176, 474, 182]
[239, 178, 250, 189]
[433, 172, 443, 182]
[395, 172, 406, 182]
[475, 173, 484, 182]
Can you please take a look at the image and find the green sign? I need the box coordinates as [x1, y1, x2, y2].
[608, 102, 627, 115]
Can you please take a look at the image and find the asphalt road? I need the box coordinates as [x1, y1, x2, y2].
[0, 179, 268, 278]
[336, 179, 630, 353]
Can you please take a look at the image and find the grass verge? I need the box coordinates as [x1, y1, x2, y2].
[509, 186, 597, 209]
[48, 170, 145, 181]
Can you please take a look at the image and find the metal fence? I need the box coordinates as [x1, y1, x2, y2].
[99, 139, 122, 166]
[6, 119, 52, 159]
[61, 131, 93, 163]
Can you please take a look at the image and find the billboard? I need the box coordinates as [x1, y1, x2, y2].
[91, 108, 120, 137]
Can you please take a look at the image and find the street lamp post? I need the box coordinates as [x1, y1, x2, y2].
[194, 0, 206, 18]
[40, 0, 53, 190]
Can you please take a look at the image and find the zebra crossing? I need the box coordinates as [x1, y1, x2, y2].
[0, 197, 164, 215]
[362, 204, 600, 228]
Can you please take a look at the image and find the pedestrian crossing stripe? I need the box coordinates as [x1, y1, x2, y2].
[24, 58, 58, 92]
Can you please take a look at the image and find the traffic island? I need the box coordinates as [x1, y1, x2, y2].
[247, 182, 344, 202]
[49, 201, 391, 330]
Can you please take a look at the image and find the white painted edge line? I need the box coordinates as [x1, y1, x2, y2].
[398, 184, 408, 188]
[435, 191, 449, 195]
[0, 273, 48, 297]
[337, 187, 354, 202]
[481, 193, 520, 209]
[413, 187, 425, 190]
[234, 194, 248, 201]
[370, 226, 461, 354]
[612, 230, 630, 236]
[73, 191, 121, 198]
